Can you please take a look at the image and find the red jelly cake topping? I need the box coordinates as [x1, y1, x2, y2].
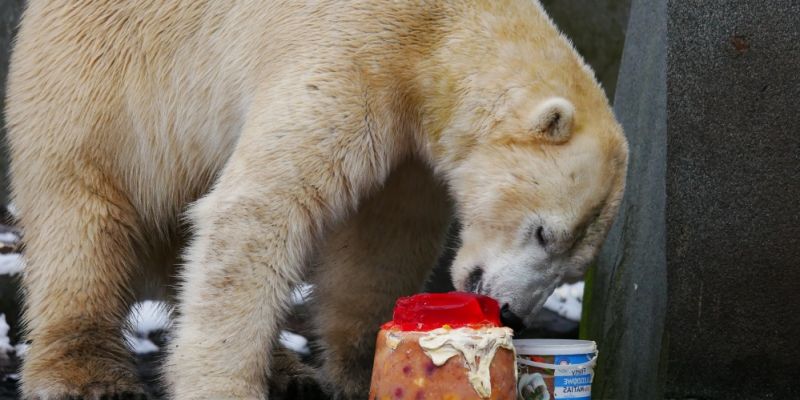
[383, 292, 502, 331]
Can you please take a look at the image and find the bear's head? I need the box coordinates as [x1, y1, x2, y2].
[443, 94, 628, 330]
[413, 0, 629, 330]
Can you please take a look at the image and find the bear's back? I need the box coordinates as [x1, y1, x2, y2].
[6, 1, 337, 223]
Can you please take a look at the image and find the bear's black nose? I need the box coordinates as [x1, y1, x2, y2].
[500, 303, 526, 334]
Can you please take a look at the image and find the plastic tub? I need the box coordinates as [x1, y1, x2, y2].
[513, 339, 597, 400]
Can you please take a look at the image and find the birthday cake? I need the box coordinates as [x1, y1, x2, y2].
[368, 292, 517, 399]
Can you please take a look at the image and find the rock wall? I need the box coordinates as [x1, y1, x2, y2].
[540, 0, 631, 99]
[590, 0, 800, 398]
[584, 0, 667, 398]
[665, 0, 800, 398]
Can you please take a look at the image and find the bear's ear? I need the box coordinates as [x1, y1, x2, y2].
[530, 97, 575, 142]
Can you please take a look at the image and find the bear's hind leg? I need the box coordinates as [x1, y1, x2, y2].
[310, 159, 452, 398]
[16, 168, 146, 399]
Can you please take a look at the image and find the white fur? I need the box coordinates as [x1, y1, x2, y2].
[6, 1, 628, 398]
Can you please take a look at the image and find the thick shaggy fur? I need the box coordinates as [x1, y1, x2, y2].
[6, 1, 628, 399]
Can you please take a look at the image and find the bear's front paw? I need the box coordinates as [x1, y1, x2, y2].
[20, 340, 145, 400]
[22, 381, 147, 400]
[268, 347, 326, 399]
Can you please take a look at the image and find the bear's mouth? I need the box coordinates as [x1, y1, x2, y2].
[500, 303, 526, 333]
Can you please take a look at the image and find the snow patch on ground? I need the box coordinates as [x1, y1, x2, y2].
[126, 335, 160, 354]
[0, 232, 19, 244]
[129, 301, 171, 333]
[13, 343, 28, 358]
[543, 281, 584, 322]
[1, 313, 27, 361]
[5, 202, 18, 220]
[0, 254, 24, 276]
[291, 283, 313, 305]
[0, 314, 12, 355]
[279, 330, 310, 355]
[125, 301, 171, 354]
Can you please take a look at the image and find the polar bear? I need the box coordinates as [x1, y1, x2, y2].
[6, 0, 628, 399]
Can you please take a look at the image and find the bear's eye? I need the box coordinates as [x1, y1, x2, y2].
[534, 226, 547, 247]
[524, 224, 548, 247]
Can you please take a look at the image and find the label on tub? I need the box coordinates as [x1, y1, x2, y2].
[553, 354, 592, 399]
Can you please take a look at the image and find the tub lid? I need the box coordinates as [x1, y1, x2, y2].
[513, 339, 597, 355]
